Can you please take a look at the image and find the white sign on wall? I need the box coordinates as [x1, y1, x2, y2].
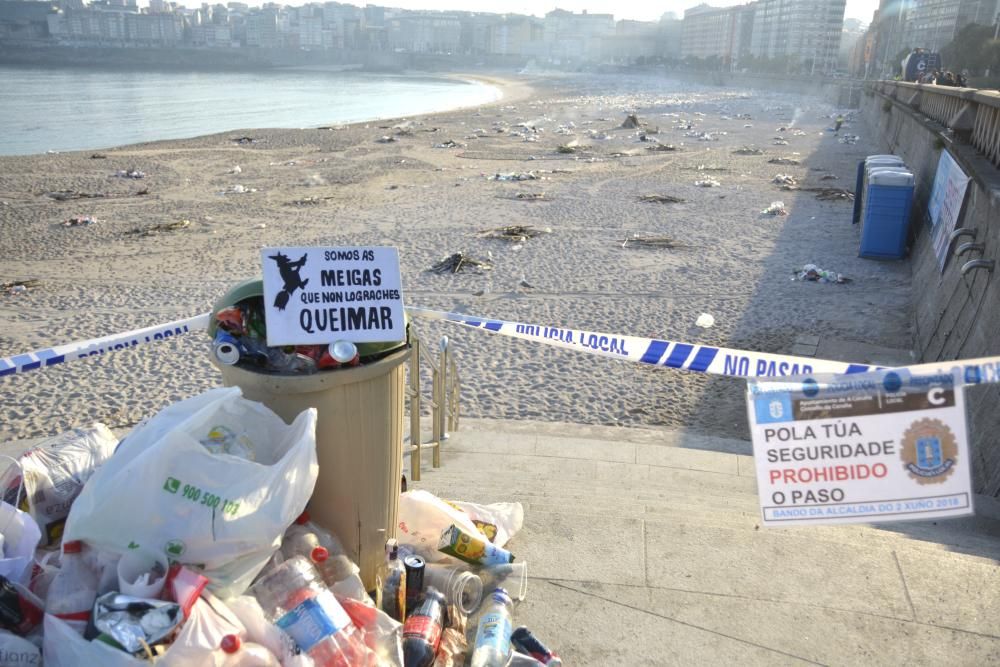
[747, 369, 973, 527]
[927, 149, 970, 272]
[260, 246, 405, 346]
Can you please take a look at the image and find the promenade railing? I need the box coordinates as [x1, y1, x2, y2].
[867, 80, 1000, 169]
[405, 331, 461, 482]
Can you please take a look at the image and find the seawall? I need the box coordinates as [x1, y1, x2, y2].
[862, 81, 1000, 496]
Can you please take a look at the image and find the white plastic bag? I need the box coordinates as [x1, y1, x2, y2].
[0, 501, 41, 586]
[0, 630, 41, 666]
[397, 490, 523, 562]
[63, 388, 319, 597]
[0, 424, 117, 546]
[227, 595, 301, 666]
[43, 613, 144, 667]
[160, 592, 247, 667]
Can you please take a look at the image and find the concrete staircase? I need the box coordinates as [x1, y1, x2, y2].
[414, 419, 1000, 666]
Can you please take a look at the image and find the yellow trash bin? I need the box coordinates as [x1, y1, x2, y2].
[214, 349, 408, 590]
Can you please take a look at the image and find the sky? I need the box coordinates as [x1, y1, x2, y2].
[173, 0, 879, 24]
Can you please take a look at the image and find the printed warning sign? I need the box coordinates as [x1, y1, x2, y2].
[746, 369, 973, 526]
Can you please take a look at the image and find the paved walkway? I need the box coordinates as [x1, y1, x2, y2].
[417, 419, 1000, 666]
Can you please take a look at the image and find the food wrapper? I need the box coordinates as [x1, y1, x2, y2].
[93, 592, 182, 653]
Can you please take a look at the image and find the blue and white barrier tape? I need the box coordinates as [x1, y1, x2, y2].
[0, 313, 210, 377]
[3, 307, 1000, 387]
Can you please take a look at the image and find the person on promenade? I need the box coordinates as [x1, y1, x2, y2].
[834, 114, 845, 134]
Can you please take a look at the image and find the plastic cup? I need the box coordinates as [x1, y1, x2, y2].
[117, 550, 169, 598]
[423, 563, 484, 616]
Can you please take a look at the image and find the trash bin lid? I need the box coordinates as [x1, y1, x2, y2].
[209, 278, 409, 357]
[865, 154, 903, 163]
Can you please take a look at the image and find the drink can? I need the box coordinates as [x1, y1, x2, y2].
[213, 331, 242, 365]
[511, 626, 561, 666]
[403, 555, 425, 609]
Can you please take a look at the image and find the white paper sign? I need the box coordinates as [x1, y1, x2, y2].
[747, 369, 973, 527]
[261, 246, 405, 346]
[927, 149, 970, 272]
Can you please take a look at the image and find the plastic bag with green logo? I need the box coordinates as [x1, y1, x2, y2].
[63, 387, 318, 598]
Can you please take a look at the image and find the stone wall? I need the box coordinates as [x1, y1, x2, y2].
[861, 86, 1000, 496]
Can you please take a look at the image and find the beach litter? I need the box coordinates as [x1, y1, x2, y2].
[795, 263, 852, 283]
[479, 225, 549, 242]
[89, 153, 107, 159]
[695, 179, 721, 187]
[809, 187, 855, 201]
[768, 157, 801, 165]
[733, 146, 764, 155]
[128, 219, 191, 236]
[621, 234, 681, 249]
[376, 135, 396, 143]
[645, 143, 680, 152]
[838, 135, 861, 145]
[820, 174, 839, 180]
[232, 136, 257, 144]
[513, 192, 546, 201]
[222, 184, 256, 194]
[435, 140, 464, 149]
[639, 194, 685, 204]
[773, 139, 789, 146]
[762, 201, 788, 216]
[491, 171, 543, 181]
[556, 143, 584, 154]
[285, 195, 335, 206]
[429, 252, 494, 274]
[695, 313, 716, 328]
[114, 168, 145, 179]
[62, 215, 97, 227]
[3, 279, 40, 295]
[621, 114, 642, 129]
[772, 174, 798, 187]
[228, 165, 242, 175]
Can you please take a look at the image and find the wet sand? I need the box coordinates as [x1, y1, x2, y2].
[0, 73, 912, 443]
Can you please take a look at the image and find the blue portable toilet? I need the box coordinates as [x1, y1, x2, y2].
[859, 168, 915, 259]
[853, 155, 906, 224]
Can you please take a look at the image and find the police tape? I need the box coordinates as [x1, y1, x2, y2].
[404, 307, 1000, 386]
[4, 306, 1000, 389]
[0, 313, 210, 377]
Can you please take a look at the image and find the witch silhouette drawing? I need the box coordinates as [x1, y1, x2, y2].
[269, 252, 309, 311]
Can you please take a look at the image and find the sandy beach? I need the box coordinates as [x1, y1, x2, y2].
[0, 73, 913, 444]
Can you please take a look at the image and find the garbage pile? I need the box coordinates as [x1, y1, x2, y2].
[794, 263, 852, 284]
[0, 395, 550, 667]
[762, 201, 788, 216]
[428, 253, 494, 275]
[478, 226, 549, 242]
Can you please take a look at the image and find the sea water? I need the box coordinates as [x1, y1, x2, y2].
[0, 65, 501, 156]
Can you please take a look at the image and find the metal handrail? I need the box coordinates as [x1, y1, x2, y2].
[405, 330, 461, 481]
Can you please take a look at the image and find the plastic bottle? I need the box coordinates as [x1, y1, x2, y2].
[45, 540, 99, 636]
[423, 563, 484, 618]
[282, 518, 356, 587]
[219, 634, 282, 667]
[375, 539, 406, 622]
[251, 556, 371, 667]
[470, 588, 513, 667]
[401, 587, 447, 667]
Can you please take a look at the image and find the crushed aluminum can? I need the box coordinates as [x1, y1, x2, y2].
[93, 592, 182, 653]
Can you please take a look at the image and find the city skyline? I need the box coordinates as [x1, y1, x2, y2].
[156, 0, 877, 24]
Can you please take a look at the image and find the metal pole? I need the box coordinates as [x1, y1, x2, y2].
[439, 336, 449, 443]
[431, 362, 442, 469]
[409, 335, 422, 482]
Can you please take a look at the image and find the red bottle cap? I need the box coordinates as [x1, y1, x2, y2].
[311, 546, 329, 563]
[295, 511, 310, 525]
[221, 634, 241, 654]
[63, 541, 83, 554]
